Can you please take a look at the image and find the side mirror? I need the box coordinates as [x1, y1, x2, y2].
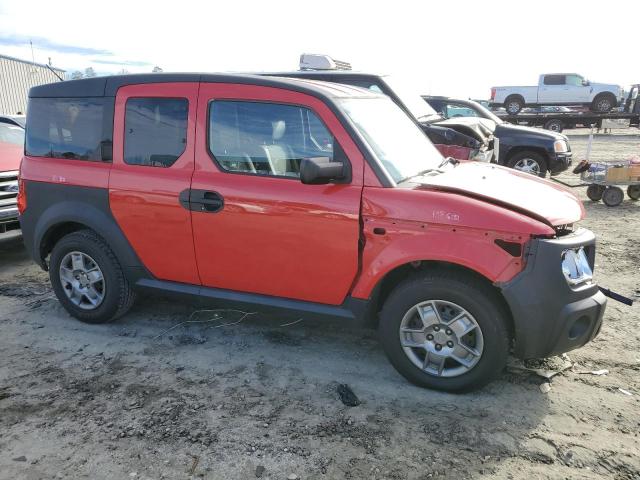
[300, 157, 345, 185]
[582, 79, 590, 86]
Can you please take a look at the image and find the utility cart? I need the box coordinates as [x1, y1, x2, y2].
[580, 161, 640, 206]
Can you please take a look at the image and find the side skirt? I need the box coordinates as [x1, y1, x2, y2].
[135, 279, 371, 325]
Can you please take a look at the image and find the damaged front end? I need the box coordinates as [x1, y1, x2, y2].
[421, 123, 494, 162]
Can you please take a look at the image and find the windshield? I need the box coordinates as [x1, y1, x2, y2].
[382, 75, 441, 122]
[339, 97, 444, 183]
[467, 100, 503, 124]
[0, 123, 25, 146]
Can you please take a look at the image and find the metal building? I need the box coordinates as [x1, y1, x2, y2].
[0, 54, 65, 115]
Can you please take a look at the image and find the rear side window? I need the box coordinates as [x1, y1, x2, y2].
[26, 98, 110, 161]
[208, 100, 335, 178]
[543, 75, 566, 85]
[124, 98, 188, 167]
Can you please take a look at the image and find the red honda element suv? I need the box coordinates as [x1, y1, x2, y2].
[19, 74, 606, 392]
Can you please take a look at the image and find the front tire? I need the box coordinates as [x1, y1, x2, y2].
[49, 230, 136, 323]
[507, 151, 548, 177]
[586, 184, 605, 201]
[379, 271, 510, 393]
[591, 94, 616, 113]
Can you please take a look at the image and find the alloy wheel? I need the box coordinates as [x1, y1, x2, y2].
[513, 158, 541, 175]
[59, 251, 106, 310]
[399, 300, 484, 378]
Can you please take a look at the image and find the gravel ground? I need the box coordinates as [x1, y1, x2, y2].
[1, 129, 639, 480]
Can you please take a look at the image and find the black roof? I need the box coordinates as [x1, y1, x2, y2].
[28, 73, 381, 100]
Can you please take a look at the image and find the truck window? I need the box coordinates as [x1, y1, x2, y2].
[124, 98, 188, 167]
[208, 100, 335, 178]
[565, 74, 584, 86]
[25, 98, 109, 161]
[543, 75, 566, 86]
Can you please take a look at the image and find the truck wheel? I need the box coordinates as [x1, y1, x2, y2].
[591, 94, 616, 113]
[627, 185, 640, 200]
[504, 96, 524, 115]
[49, 230, 136, 324]
[543, 119, 564, 132]
[378, 271, 510, 392]
[507, 151, 548, 177]
[602, 186, 624, 207]
[586, 184, 605, 201]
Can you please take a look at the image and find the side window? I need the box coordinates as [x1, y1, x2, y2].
[446, 103, 478, 118]
[26, 97, 109, 161]
[543, 75, 566, 86]
[566, 75, 584, 86]
[208, 101, 335, 178]
[124, 98, 188, 167]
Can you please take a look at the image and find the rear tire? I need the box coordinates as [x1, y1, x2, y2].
[544, 119, 564, 132]
[49, 230, 136, 323]
[602, 186, 624, 207]
[586, 184, 605, 201]
[378, 270, 510, 393]
[504, 96, 524, 115]
[507, 151, 548, 177]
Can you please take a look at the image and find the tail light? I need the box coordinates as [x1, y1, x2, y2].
[490, 88, 496, 100]
[17, 176, 27, 214]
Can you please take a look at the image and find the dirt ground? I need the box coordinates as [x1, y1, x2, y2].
[1, 129, 639, 480]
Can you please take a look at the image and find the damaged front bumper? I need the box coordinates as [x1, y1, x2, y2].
[498, 228, 606, 359]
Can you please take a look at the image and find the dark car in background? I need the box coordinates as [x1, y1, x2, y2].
[424, 96, 572, 177]
[263, 56, 495, 163]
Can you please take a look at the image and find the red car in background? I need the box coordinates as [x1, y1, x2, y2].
[0, 119, 24, 238]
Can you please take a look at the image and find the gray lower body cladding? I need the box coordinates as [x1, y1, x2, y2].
[498, 228, 606, 359]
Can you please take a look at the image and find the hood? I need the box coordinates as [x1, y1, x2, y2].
[415, 162, 583, 227]
[0, 141, 23, 172]
[433, 117, 495, 144]
[495, 121, 568, 141]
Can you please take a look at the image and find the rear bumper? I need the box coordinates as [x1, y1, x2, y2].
[498, 228, 606, 359]
[549, 151, 572, 175]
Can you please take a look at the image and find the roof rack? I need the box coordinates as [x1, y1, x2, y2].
[299, 54, 352, 71]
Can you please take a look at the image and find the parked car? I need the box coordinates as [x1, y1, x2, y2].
[0, 114, 26, 128]
[490, 74, 624, 114]
[423, 96, 573, 176]
[264, 56, 495, 163]
[20, 74, 606, 392]
[0, 122, 24, 238]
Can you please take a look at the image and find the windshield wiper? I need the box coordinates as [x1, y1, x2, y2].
[438, 156, 459, 168]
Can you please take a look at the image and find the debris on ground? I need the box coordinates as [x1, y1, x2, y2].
[337, 384, 360, 407]
[576, 369, 610, 376]
[507, 355, 573, 380]
[618, 388, 633, 396]
[539, 383, 552, 394]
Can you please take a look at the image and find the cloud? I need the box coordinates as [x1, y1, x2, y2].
[0, 34, 112, 56]
[91, 58, 152, 67]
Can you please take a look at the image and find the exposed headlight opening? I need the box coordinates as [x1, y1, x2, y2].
[561, 247, 593, 286]
[554, 140, 569, 153]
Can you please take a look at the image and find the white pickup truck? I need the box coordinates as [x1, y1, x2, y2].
[490, 74, 624, 115]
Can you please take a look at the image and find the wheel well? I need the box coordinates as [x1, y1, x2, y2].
[504, 94, 524, 105]
[367, 260, 515, 337]
[594, 91, 616, 103]
[40, 222, 91, 266]
[505, 146, 549, 166]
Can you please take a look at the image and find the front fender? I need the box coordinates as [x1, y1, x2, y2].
[350, 219, 525, 300]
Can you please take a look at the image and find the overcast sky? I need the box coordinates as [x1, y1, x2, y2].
[0, 0, 636, 99]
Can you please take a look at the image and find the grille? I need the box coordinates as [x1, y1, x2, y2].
[0, 170, 19, 233]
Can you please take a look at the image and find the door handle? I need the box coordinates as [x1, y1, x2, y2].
[179, 189, 224, 213]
